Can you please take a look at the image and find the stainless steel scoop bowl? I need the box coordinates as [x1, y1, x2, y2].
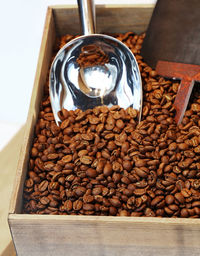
[49, 0, 142, 125]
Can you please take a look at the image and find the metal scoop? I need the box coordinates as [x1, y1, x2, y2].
[49, 0, 142, 125]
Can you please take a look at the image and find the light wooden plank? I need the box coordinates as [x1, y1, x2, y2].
[9, 214, 200, 256]
[52, 5, 154, 35]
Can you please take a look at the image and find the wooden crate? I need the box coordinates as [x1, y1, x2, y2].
[8, 4, 200, 256]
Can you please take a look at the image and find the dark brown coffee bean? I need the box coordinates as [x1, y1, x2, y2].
[121, 142, 129, 153]
[75, 186, 87, 196]
[174, 193, 185, 204]
[165, 195, 174, 205]
[81, 133, 94, 141]
[168, 142, 177, 151]
[181, 208, 189, 218]
[83, 203, 95, 211]
[103, 163, 113, 176]
[123, 160, 132, 171]
[80, 155, 93, 165]
[86, 168, 97, 178]
[73, 200, 83, 211]
[63, 200, 73, 211]
[110, 198, 121, 208]
[92, 187, 102, 195]
[40, 197, 50, 205]
[135, 159, 147, 167]
[109, 206, 117, 215]
[168, 204, 179, 211]
[151, 196, 164, 207]
[181, 188, 192, 198]
[134, 188, 147, 196]
[145, 208, 156, 217]
[112, 161, 123, 172]
[83, 194, 94, 203]
[38, 180, 48, 192]
[135, 167, 149, 178]
[119, 210, 129, 216]
[62, 155, 73, 163]
[116, 119, 125, 129]
[178, 143, 189, 150]
[112, 173, 121, 183]
[121, 176, 131, 184]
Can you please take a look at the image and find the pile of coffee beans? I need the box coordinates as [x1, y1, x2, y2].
[23, 32, 200, 217]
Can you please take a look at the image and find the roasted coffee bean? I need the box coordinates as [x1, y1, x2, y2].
[165, 195, 174, 205]
[123, 160, 132, 171]
[112, 173, 121, 183]
[38, 180, 48, 192]
[135, 167, 149, 178]
[63, 200, 73, 211]
[181, 188, 192, 198]
[181, 208, 189, 218]
[110, 198, 121, 208]
[174, 193, 185, 204]
[75, 186, 87, 196]
[73, 200, 83, 211]
[86, 168, 97, 178]
[83, 203, 95, 211]
[151, 196, 164, 207]
[103, 163, 113, 176]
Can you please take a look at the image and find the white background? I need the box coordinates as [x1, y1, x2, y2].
[0, 0, 156, 150]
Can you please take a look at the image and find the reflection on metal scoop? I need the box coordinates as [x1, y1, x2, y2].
[77, 43, 115, 99]
[49, 0, 142, 125]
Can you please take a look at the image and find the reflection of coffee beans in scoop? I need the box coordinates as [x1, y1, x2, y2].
[77, 44, 109, 68]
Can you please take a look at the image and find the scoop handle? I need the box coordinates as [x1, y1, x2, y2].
[77, 0, 96, 35]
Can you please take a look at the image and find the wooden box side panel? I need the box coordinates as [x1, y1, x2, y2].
[9, 7, 56, 215]
[9, 215, 200, 256]
[52, 5, 154, 36]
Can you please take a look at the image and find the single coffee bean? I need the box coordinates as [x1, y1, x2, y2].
[178, 143, 189, 150]
[181, 188, 192, 198]
[119, 210, 129, 216]
[135, 167, 149, 178]
[73, 200, 83, 211]
[80, 155, 93, 165]
[109, 206, 117, 215]
[103, 163, 113, 176]
[75, 186, 87, 196]
[165, 195, 174, 205]
[135, 159, 147, 167]
[83, 203, 95, 211]
[62, 155, 73, 163]
[181, 208, 189, 218]
[83, 194, 94, 203]
[63, 200, 73, 211]
[38, 180, 48, 192]
[92, 187, 102, 195]
[110, 198, 121, 208]
[123, 160, 132, 171]
[112, 173, 121, 183]
[151, 196, 164, 207]
[174, 192, 185, 204]
[86, 168, 97, 178]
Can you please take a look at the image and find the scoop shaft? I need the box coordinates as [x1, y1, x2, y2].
[77, 0, 96, 35]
